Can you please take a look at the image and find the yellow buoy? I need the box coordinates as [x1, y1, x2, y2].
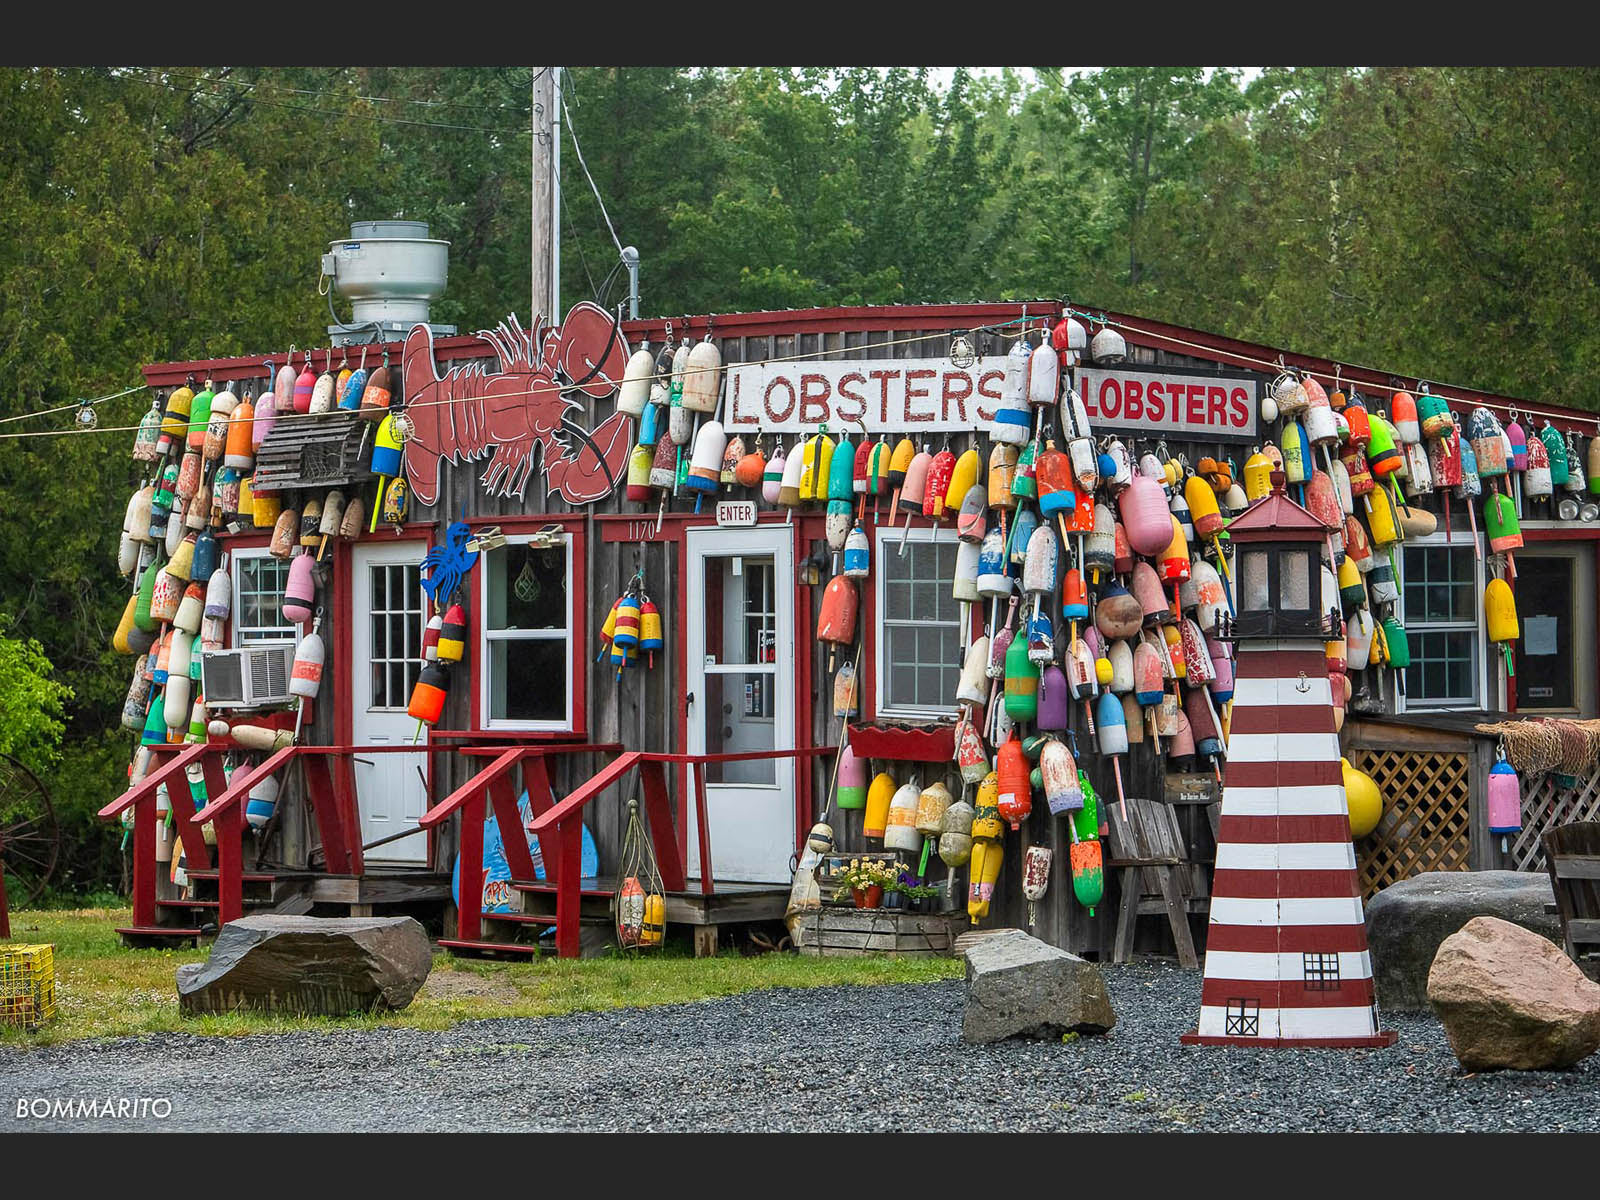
[1485, 577, 1519, 644]
[1342, 757, 1383, 838]
[945, 446, 980, 513]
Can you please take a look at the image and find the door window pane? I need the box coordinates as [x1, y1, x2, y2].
[1514, 556, 1574, 709]
[366, 562, 422, 710]
[702, 672, 777, 785]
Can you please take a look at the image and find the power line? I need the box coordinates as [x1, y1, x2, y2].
[0, 384, 147, 426]
[561, 91, 623, 257]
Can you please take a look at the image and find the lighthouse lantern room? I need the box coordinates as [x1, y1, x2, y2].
[1183, 472, 1397, 1049]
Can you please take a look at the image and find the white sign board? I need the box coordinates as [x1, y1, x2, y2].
[716, 500, 758, 528]
[726, 358, 1008, 434]
[725, 357, 1262, 441]
[1074, 367, 1259, 441]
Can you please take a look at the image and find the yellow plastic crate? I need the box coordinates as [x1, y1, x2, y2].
[0, 944, 56, 1028]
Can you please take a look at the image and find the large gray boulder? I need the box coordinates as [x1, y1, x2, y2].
[962, 928, 1116, 1044]
[1428, 916, 1600, 1072]
[177, 915, 433, 1016]
[1365, 871, 1560, 1011]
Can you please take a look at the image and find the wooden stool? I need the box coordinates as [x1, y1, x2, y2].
[1104, 796, 1200, 968]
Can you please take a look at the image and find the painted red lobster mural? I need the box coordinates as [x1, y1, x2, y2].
[402, 301, 633, 506]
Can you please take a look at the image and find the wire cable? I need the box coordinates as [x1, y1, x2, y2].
[0, 384, 148, 425]
[561, 91, 623, 257]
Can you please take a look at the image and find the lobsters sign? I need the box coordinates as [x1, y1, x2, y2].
[727, 358, 1259, 440]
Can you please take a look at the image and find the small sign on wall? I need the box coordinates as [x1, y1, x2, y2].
[1075, 364, 1261, 440]
[716, 500, 758, 527]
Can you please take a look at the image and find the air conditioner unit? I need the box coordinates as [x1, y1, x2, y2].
[201, 646, 296, 709]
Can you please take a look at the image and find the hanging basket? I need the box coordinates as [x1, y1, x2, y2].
[615, 798, 666, 952]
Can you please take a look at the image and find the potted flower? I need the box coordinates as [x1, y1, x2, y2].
[835, 858, 897, 909]
[890, 870, 943, 913]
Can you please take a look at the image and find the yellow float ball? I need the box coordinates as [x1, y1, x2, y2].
[1342, 757, 1383, 838]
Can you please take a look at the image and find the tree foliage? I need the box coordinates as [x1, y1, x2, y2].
[4, 66, 1600, 891]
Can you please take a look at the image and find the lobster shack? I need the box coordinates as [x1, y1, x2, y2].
[98, 221, 1600, 963]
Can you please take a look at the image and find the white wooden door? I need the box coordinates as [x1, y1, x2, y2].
[351, 543, 430, 863]
[685, 526, 795, 884]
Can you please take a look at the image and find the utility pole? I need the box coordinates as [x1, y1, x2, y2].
[531, 66, 556, 324]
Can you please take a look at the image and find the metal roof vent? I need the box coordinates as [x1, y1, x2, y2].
[322, 220, 456, 346]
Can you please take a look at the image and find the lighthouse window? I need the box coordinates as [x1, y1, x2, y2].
[231, 551, 296, 647]
[480, 533, 574, 729]
[875, 527, 962, 719]
[1303, 952, 1341, 991]
[1224, 999, 1260, 1037]
[1399, 540, 1483, 710]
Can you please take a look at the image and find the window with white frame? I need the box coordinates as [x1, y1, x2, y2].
[230, 550, 297, 647]
[480, 533, 573, 728]
[874, 527, 962, 718]
[1399, 539, 1484, 709]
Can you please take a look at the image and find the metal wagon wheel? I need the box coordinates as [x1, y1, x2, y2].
[0, 753, 59, 909]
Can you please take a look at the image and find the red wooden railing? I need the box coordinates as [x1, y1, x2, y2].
[102, 742, 445, 936]
[99, 743, 227, 931]
[430, 747, 825, 958]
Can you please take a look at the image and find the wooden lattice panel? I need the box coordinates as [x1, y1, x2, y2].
[1349, 748, 1472, 899]
[1507, 771, 1600, 872]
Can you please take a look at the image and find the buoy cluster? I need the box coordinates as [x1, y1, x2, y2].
[116, 347, 394, 851]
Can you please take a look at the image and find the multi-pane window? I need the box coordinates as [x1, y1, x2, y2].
[1303, 952, 1341, 992]
[368, 563, 423, 710]
[875, 528, 962, 717]
[481, 534, 572, 727]
[1225, 998, 1261, 1037]
[1400, 542, 1481, 708]
[231, 551, 296, 647]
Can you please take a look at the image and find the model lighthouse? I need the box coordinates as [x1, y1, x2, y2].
[1182, 473, 1396, 1049]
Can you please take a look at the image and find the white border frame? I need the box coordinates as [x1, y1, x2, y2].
[1394, 532, 1489, 714]
[873, 524, 963, 722]
[478, 532, 575, 732]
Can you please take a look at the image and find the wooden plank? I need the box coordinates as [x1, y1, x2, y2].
[1551, 855, 1600, 881]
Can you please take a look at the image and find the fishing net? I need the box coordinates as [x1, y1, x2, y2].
[1475, 718, 1600, 775]
[615, 798, 666, 952]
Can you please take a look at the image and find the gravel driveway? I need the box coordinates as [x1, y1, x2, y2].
[2, 960, 1595, 1132]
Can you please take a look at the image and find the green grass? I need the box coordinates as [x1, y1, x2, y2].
[2, 909, 962, 1048]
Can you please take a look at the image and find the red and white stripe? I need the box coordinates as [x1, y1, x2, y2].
[1183, 638, 1396, 1049]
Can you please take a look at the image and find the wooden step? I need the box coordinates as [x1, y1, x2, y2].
[510, 880, 616, 897]
[481, 911, 557, 926]
[437, 938, 542, 958]
[157, 898, 220, 910]
[116, 925, 204, 948]
[184, 870, 278, 883]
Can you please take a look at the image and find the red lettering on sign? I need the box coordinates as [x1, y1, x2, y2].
[1230, 387, 1250, 427]
[836, 372, 868, 424]
[905, 369, 937, 422]
[1186, 384, 1206, 424]
[764, 377, 796, 423]
[1124, 379, 1143, 421]
[1146, 380, 1164, 423]
[1207, 386, 1227, 428]
[975, 369, 1004, 422]
[1098, 379, 1121, 419]
[799, 374, 830, 424]
[942, 371, 974, 422]
[869, 370, 900, 424]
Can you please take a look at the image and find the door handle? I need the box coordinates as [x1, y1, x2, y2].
[354, 757, 376, 767]
[686, 692, 695, 707]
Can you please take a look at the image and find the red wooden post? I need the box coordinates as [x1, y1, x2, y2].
[200, 751, 242, 925]
[555, 817, 583, 958]
[166, 775, 213, 873]
[693, 761, 714, 897]
[640, 760, 687, 891]
[456, 790, 486, 944]
[132, 791, 156, 927]
[521, 752, 559, 884]
[491, 768, 537, 882]
[304, 757, 350, 874]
